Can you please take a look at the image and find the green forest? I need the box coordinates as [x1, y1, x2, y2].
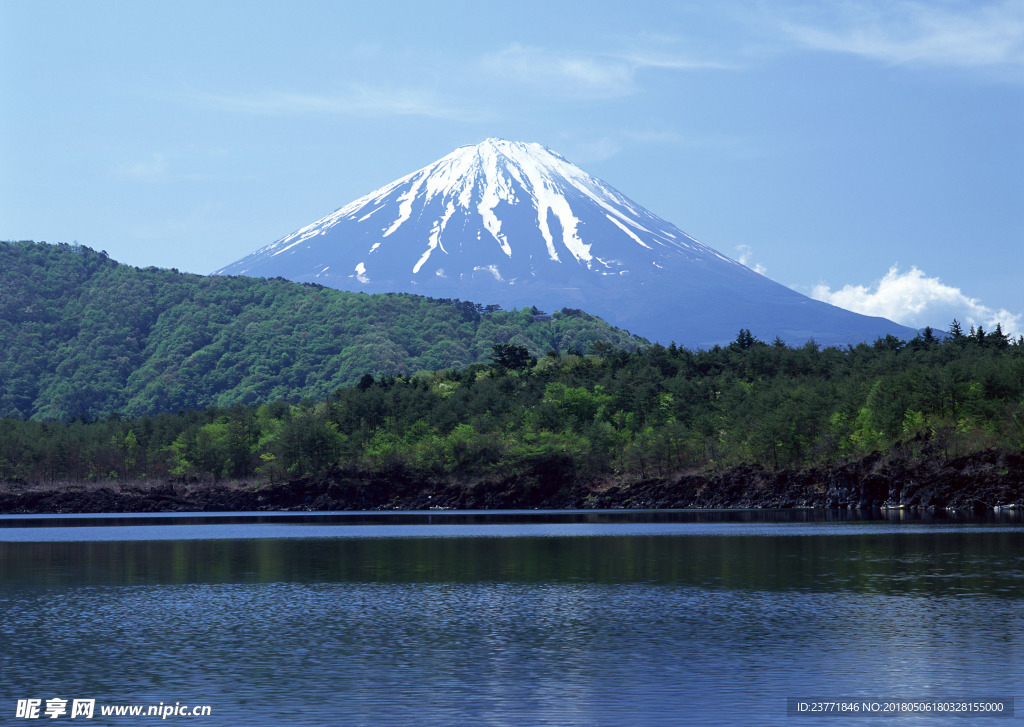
[0, 241, 641, 420]
[2, 321, 1022, 488]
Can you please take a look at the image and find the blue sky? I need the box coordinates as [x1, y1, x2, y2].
[3, 0, 1022, 336]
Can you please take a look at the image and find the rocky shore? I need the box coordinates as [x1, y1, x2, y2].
[2, 447, 1022, 515]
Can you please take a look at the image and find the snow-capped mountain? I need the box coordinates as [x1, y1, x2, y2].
[215, 138, 916, 347]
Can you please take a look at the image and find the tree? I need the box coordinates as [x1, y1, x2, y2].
[490, 343, 534, 370]
[873, 334, 904, 352]
[275, 407, 342, 478]
[123, 429, 139, 477]
[731, 328, 758, 351]
[988, 323, 1010, 349]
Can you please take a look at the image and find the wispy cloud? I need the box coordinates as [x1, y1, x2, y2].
[111, 153, 168, 182]
[616, 50, 736, 72]
[735, 244, 767, 274]
[560, 137, 623, 164]
[781, 1, 1024, 69]
[194, 86, 479, 121]
[622, 128, 767, 158]
[481, 44, 636, 98]
[480, 43, 730, 99]
[812, 265, 1022, 336]
[108, 148, 240, 184]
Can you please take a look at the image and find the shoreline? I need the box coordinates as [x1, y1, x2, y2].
[2, 447, 1022, 515]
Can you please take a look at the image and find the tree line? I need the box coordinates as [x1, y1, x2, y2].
[2, 326, 1022, 486]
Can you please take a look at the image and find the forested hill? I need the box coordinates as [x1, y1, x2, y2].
[1, 319, 1022, 509]
[0, 241, 643, 420]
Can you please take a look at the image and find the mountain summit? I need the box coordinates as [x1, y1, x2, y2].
[215, 138, 916, 346]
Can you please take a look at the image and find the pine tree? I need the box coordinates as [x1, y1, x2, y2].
[990, 322, 1009, 349]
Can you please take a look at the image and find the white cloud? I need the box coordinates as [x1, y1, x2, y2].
[735, 244, 767, 274]
[812, 265, 1022, 337]
[781, 1, 1024, 70]
[480, 43, 730, 99]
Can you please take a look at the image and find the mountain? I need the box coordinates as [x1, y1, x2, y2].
[216, 138, 918, 347]
[0, 241, 641, 420]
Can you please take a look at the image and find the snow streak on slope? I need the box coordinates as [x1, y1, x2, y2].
[222, 138, 737, 280]
[214, 138, 921, 347]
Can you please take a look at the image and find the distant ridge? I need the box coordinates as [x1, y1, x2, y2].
[216, 138, 918, 347]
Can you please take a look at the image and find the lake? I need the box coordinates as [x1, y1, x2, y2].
[1, 510, 1021, 725]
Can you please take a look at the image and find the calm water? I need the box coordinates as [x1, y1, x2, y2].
[0, 510, 1021, 726]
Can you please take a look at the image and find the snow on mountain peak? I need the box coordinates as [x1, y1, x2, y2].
[213, 139, 920, 347]
[235, 138, 726, 280]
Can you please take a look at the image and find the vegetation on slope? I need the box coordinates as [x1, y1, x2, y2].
[0, 241, 642, 419]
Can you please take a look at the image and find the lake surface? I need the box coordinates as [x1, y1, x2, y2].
[1, 510, 1020, 726]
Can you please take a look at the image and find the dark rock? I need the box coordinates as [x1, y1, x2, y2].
[3, 445, 1023, 513]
